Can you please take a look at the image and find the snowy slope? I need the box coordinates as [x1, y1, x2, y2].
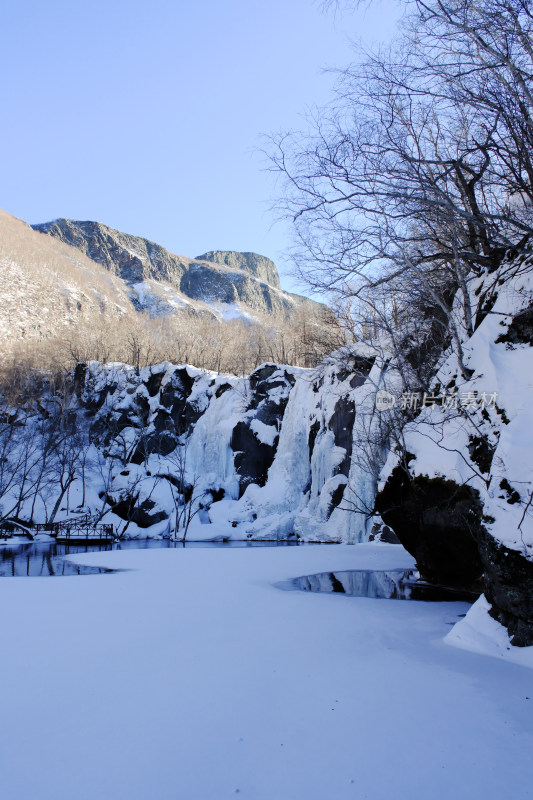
[0, 209, 133, 354]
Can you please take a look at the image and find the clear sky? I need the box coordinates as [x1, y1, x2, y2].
[0, 0, 400, 294]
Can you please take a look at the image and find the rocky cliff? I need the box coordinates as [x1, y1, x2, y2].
[0, 209, 342, 372]
[74, 346, 382, 545]
[196, 250, 281, 289]
[376, 254, 533, 647]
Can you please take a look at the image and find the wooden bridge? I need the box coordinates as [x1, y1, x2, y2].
[54, 524, 114, 544]
[0, 519, 114, 544]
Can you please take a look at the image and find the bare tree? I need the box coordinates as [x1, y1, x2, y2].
[269, 0, 533, 360]
[0, 411, 42, 522]
[158, 436, 206, 542]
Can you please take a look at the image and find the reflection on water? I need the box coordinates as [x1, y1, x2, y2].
[0, 538, 299, 578]
[282, 569, 479, 602]
[0, 542, 117, 577]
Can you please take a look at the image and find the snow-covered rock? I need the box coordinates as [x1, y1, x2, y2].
[377, 255, 533, 646]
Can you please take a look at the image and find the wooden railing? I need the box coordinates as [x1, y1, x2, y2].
[0, 519, 114, 542]
[55, 525, 114, 542]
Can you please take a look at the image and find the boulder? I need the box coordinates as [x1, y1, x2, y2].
[375, 467, 484, 589]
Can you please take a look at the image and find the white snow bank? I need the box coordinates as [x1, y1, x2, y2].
[249, 418, 278, 446]
[205, 300, 255, 322]
[445, 594, 533, 669]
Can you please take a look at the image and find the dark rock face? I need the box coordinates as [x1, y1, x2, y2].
[498, 479, 521, 505]
[337, 355, 375, 387]
[249, 363, 278, 390]
[230, 364, 295, 497]
[468, 434, 496, 474]
[247, 365, 296, 421]
[180, 263, 239, 304]
[105, 493, 168, 528]
[83, 381, 117, 417]
[160, 367, 201, 436]
[375, 467, 484, 588]
[329, 396, 355, 477]
[145, 369, 165, 398]
[368, 520, 401, 544]
[32, 218, 188, 285]
[87, 364, 204, 466]
[183, 266, 294, 315]
[196, 250, 281, 289]
[327, 482, 347, 517]
[231, 422, 276, 496]
[215, 382, 232, 399]
[73, 362, 88, 399]
[495, 303, 533, 346]
[308, 420, 320, 460]
[402, 290, 455, 384]
[477, 529, 533, 646]
[85, 362, 299, 503]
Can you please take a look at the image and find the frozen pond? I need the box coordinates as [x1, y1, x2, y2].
[1, 541, 479, 602]
[0, 543, 529, 800]
[279, 568, 480, 603]
[0, 538, 299, 577]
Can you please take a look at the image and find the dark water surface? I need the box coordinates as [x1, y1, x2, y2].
[0, 538, 298, 578]
[279, 568, 480, 603]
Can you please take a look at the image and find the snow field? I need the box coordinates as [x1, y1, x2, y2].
[0, 543, 531, 800]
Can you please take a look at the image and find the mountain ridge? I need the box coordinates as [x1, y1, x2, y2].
[31, 218, 320, 318]
[0, 209, 342, 372]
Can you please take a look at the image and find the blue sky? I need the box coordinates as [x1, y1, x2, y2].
[0, 0, 400, 293]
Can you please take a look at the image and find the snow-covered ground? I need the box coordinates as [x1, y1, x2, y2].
[0, 543, 531, 800]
